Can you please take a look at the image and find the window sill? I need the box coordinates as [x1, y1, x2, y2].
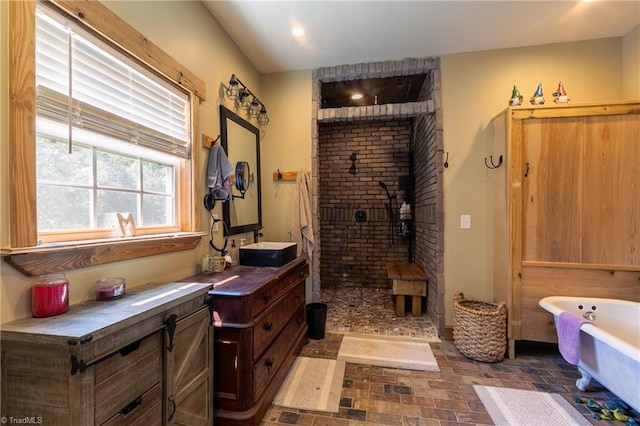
[2, 232, 205, 276]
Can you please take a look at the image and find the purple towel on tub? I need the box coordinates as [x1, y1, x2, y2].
[557, 312, 591, 365]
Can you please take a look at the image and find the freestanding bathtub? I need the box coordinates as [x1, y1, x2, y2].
[539, 296, 640, 413]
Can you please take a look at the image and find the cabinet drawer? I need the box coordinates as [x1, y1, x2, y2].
[251, 263, 308, 316]
[101, 383, 162, 426]
[253, 304, 305, 402]
[94, 331, 162, 425]
[253, 283, 304, 360]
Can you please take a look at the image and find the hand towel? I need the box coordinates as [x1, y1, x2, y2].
[290, 169, 314, 266]
[207, 145, 234, 200]
[557, 311, 591, 365]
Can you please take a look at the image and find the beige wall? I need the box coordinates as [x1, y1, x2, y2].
[260, 71, 313, 243]
[0, 1, 260, 323]
[623, 25, 640, 99]
[439, 37, 625, 325]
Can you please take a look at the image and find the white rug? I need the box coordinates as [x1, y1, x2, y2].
[337, 333, 439, 371]
[273, 357, 346, 413]
[473, 385, 592, 426]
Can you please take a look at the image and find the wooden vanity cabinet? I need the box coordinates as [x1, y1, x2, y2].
[490, 101, 640, 358]
[1, 282, 214, 425]
[207, 256, 309, 425]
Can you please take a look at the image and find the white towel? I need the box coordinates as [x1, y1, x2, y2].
[290, 170, 314, 266]
[207, 145, 234, 200]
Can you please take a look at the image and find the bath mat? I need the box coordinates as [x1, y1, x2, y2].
[474, 385, 592, 426]
[272, 357, 345, 412]
[337, 333, 439, 371]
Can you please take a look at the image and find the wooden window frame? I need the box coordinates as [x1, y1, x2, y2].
[4, 0, 207, 276]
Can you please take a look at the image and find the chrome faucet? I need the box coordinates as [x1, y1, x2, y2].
[253, 226, 263, 244]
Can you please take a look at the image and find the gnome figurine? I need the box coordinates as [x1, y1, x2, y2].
[530, 82, 545, 105]
[509, 85, 523, 106]
[553, 81, 570, 104]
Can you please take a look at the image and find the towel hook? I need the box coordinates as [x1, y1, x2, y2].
[277, 169, 283, 180]
[484, 155, 503, 169]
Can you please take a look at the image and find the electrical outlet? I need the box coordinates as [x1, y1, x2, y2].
[212, 214, 220, 232]
[460, 214, 471, 230]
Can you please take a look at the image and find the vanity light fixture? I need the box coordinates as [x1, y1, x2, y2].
[225, 74, 269, 125]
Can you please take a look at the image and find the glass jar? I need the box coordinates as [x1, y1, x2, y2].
[96, 277, 126, 301]
[31, 273, 69, 318]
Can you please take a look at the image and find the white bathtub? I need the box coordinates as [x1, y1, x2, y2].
[539, 296, 640, 413]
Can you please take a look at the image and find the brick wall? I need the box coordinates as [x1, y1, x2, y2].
[318, 120, 412, 288]
[412, 68, 445, 333]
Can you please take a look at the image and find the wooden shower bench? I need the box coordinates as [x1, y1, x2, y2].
[386, 262, 427, 316]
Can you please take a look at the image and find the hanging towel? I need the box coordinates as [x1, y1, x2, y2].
[290, 169, 314, 266]
[207, 145, 234, 200]
[557, 312, 591, 365]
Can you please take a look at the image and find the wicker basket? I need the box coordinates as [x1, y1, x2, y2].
[453, 292, 507, 362]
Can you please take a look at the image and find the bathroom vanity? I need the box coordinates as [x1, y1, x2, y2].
[201, 256, 309, 425]
[0, 282, 214, 425]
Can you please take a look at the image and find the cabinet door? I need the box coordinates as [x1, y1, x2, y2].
[522, 117, 584, 263]
[582, 114, 640, 266]
[164, 307, 213, 426]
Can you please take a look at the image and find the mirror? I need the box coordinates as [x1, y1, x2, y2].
[220, 105, 262, 236]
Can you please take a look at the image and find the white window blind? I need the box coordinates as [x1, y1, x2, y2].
[35, 8, 191, 159]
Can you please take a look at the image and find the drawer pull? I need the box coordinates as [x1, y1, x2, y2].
[263, 292, 271, 303]
[265, 358, 274, 370]
[263, 322, 273, 332]
[168, 395, 176, 421]
[119, 341, 141, 357]
[120, 395, 143, 416]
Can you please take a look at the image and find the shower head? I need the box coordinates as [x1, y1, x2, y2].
[378, 181, 394, 200]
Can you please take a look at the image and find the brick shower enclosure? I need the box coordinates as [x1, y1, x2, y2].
[310, 58, 445, 336]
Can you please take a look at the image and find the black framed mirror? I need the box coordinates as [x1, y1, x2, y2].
[220, 105, 262, 236]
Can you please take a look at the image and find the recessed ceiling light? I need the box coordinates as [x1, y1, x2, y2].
[351, 93, 364, 100]
[292, 27, 304, 37]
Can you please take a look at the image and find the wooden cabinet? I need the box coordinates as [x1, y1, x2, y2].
[164, 307, 214, 425]
[206, 256, 309, 425]
[491, 101, 640, 357]
[1, 282, 214, 425]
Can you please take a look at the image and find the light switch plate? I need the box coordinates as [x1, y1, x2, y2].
[460, 214, 471, 229]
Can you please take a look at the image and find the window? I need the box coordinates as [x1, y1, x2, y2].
[6, 0, 207, 274]
[35, 7, 187, 242]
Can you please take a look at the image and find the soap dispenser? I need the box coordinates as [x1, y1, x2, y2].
[230, 239, 238, 265]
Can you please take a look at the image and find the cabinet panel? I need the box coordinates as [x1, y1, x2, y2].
[164, 307, 213, 426]
[582, 114, 640, 266]
[522, 118, 583, 263]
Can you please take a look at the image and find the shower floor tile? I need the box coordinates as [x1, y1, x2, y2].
[321, 285, 440, 339]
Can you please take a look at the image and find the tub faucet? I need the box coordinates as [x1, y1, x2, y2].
[253, 226, 263, 244]
[583, 311, 596, 321]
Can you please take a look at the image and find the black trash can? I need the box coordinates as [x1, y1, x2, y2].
[306, 303, 327, 340]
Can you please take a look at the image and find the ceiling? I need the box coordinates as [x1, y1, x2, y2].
[202, 1, 640, 75]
